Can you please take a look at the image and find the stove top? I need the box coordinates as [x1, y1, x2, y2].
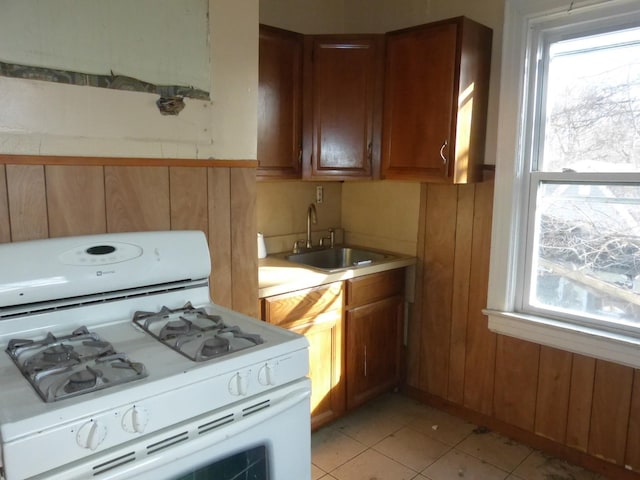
[6, 326, 147, 402]
[133, 302, 264, 362]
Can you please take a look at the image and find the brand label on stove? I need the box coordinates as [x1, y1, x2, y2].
[96, 270, 116, 276]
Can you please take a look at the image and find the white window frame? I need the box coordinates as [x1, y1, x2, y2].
[485, 0, 640, 368]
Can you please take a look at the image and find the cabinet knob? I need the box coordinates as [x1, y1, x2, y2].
[439, 140, 448, 164]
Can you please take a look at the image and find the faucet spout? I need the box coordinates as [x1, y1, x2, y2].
[306, 203, 317, 249]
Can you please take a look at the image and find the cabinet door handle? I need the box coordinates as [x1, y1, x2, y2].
[298, 147, 302, 165]
[439, 140, 448, 164]
[367, 142, 373, 161]
[364, 344, 367, 377]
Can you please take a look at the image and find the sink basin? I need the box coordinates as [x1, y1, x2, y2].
[284, 247, 393, 272]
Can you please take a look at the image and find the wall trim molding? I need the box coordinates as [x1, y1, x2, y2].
[0, 155, 257, 168]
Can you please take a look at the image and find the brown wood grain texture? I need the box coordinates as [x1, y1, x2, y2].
[169, 167, 208, 233]
[0, 154, 257, 168]
[346, 297, 403, 409]
[419, 184, 457, 397]
[258, 25, 303, 178]
[229, 168, 258, 317]
[104, 166, 170, 233]
[45, 166, 106, 237]
[6, 165, 48, 241]
[382, 22, 457, 179]
[207, 167, 232, 309]
[454, 18, 492, 182]
[493, 335, 540, 431]
[448, 184, 475, 404]
[588, 360, 634, 465]
[463, 180, 495, 415]
[290, 309, 345, 430]
[307, 35, 382, 178]
[346, 268, 404, 308]
[406, 184, 428, 388]
[263, 282, 343, 328]
[626, 369, 640, 471]
[565, 354, 596, 452]
[0, 166, 11, 242]
[534, 346, 572, 442]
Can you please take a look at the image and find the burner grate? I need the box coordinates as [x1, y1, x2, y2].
[133, 302, 264, 362]
[5, 327, 147, 402]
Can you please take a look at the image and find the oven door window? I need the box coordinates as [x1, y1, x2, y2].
[174, 445, 268, 480]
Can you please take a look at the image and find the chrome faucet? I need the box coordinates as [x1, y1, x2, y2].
[306, 203, 317, 249]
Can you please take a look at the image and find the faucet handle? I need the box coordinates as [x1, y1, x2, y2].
[292, 239, 305, 254]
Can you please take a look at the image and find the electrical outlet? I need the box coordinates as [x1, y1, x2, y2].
[316, 186, 324, 204]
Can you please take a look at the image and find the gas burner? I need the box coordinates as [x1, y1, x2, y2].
[159, 318, 196, 340]
[64, 367, 101, 394]
[5, 328, 147, 402]
[42, 344, 76, 364]
[134, 303, 264, 362]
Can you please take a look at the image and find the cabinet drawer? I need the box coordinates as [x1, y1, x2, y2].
[346, 269, 404, 308]
[262, 281, 343, 328]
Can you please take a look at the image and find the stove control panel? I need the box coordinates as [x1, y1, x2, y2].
[59, 242, 143, 266]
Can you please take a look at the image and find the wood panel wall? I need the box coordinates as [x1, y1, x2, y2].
[0, 160, 258, 318]
[407, 180, 640, 479]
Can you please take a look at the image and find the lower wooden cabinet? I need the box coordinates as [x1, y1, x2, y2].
[345, 269, 404, 409]
[261, 281, 345, 430]
[345, 296, 403, 410]
[260, 269, 405, 429]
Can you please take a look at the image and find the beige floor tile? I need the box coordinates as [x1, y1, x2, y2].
[312, 427, 367, 472]
[373, 426, 451, 472]
[407, 405, 477, 446]
[331, 404, 405, 446]
[422, 449, 510, 480]
[312, 463, 327, 480]
[456, 431, 532, 471]
[366, 392, 435, 423]
[331, 449, 417, 480]
[512, 450, 602, 480]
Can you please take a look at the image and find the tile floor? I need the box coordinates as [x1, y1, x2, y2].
[311, 393, 607, 480]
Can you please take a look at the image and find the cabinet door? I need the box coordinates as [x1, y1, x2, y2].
[382, 17, 492, 183]
[303, 35, 384, 179]
[346, 296, 403, 410]
[262, 282, 345, 429]
[257, 25, 303, 179]
[290, 311, 345, 430]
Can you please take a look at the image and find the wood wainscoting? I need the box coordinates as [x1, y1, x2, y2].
[407, 180, 640, 479]
[0, 157, 258, 318]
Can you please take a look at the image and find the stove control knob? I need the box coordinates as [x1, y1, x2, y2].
[122, 405, 149, 434]
[229, 371, 250, 396]
[258, 362, 277, 386]
[76, 420, 107, 451]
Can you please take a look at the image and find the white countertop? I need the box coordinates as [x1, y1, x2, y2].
[258, 249, 416, 298]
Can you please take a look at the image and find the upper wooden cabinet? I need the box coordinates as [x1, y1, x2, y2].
[257, 25, 303, 179]
[302, 35, 384, 180]
[381, 17, 492, 183]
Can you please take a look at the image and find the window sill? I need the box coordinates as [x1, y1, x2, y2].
[484, 309, 640, 368]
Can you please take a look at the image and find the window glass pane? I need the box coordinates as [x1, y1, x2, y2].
[530, 182, 640, 327]
[541, 27, 640, 173]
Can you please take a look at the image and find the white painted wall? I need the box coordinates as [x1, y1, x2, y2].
[0, 0, 210, 91]
[0, 0, 258, 160]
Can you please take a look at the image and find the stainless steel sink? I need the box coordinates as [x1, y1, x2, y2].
[284, 247, 393, 272]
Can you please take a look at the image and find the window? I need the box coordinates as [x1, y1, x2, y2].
[487, 0, 640, 368]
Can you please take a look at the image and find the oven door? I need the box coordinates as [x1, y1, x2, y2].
[38, 378, 311, 480]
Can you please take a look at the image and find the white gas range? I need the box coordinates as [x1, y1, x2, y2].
[0, 231, 311, 480]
